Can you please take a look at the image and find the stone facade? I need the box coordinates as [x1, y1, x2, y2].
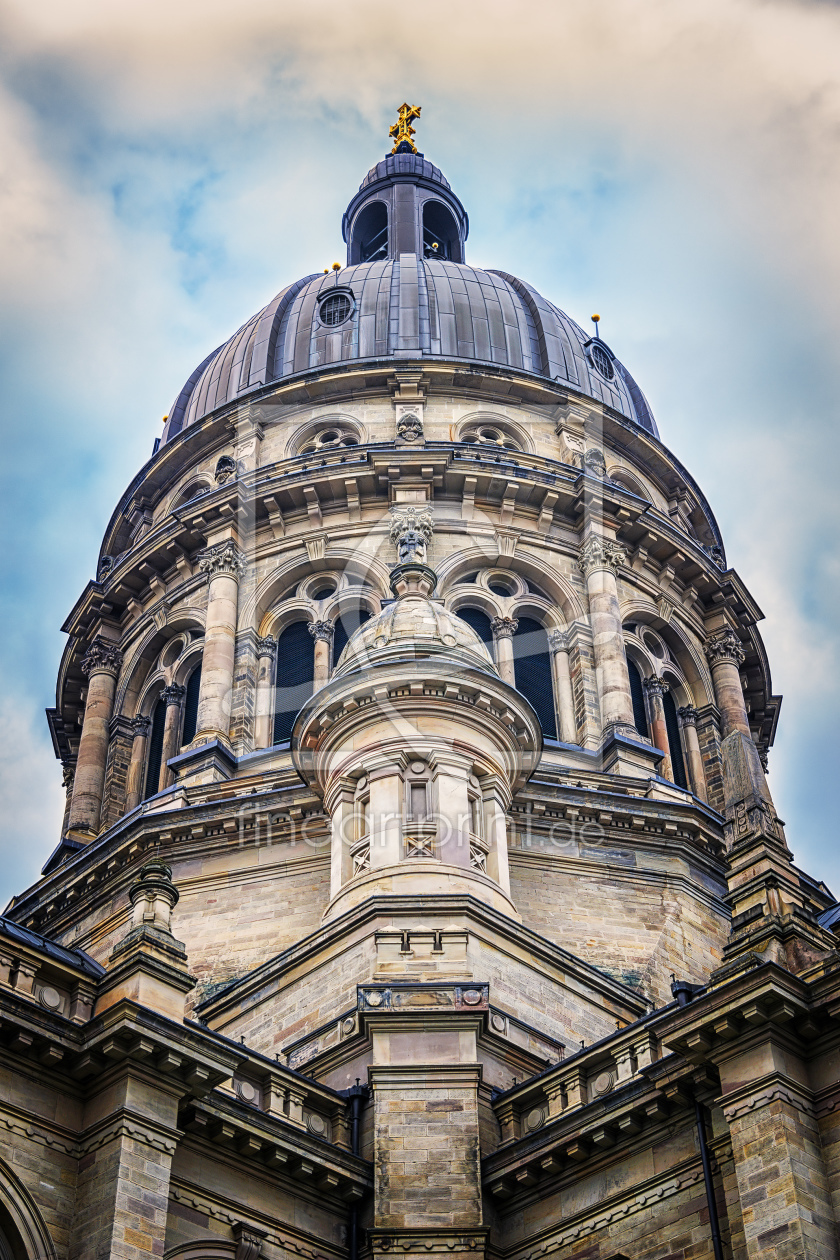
[4, 133, 840, 1260]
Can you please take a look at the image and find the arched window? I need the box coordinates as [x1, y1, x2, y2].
[456, 608, 495, 655]
[663, 690, 689, 789]
[182, 662, 202, 746]
[423, 200, 460, 262]
[513, 618, 557, 739]
[273, 622, 316, 744]
[350, 201, 388, 264]
[332, 608, 372, 669]
[144, 697, 166, 799]
[627, 659, 650, 738]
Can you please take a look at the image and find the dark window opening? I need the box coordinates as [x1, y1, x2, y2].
[182, 663, 202, 747]
[318, 293, 353, 327]
[456, 608, 494, 654]
[273, 622, 316, 744]
[513, 617, 557, 739]
[628, 659, 649, 738]
[144, 698, 166, 800]
[332, 608, 372, 669]
[663, 690, 689, 789]
[351, 201, 388, 264]
[422, 200, 460, 262]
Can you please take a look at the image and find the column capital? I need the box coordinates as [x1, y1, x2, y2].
[198, 539, 245, 579]
[160, 683, 186, 707]
[308, 620, 335, 643]
[643, 675, 669, 697]
[81, 637, 123, 679]
[491, 616, 519, 639]
[548, 629, 569, 653]
[677, 705, 698, 727]
[577, 535, 627, 577]
[704, 628, 745, 667]
[255, 634, 277, 658]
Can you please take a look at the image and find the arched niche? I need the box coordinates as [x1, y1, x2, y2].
[349, 200, 389, 265]
[423, 199, 463, 263]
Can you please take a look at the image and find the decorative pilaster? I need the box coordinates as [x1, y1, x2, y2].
[159, 683, 186, 790]
[124, 715, 152, 812]
[548, 630, 578, 743]
[677, 706, 708, 799]
[191, 540, 245, 747]
[576, 536, 635, 737]
[643, 675, 672, 780]
[309, 620, 335, 687]
[67, 637, 123, 837]
[491, 616, 518, 687]
[254, 636, 277, 750]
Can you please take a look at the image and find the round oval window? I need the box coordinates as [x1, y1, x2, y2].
[319, 293, 353, 327]
[589, 342, 615, 380]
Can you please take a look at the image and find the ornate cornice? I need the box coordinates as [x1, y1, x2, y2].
[677, 706, 698, 728]
[576, 536, 626, 577]
[255, 635, 277, 659]
[643, 676, 669, 697]
[198, 539, 245, 580]
[704, 628, 745, 667]
[308, 620, 334, 643]
[491, 616, 519, 640]
[81, 637, 123, 679]
[160, 683, 186, 707]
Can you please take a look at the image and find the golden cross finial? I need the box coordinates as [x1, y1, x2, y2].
[389, 103, 421, 154]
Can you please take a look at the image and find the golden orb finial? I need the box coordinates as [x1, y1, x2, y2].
[332, 262, 341, 271]
[389, 103, 421, 155]
[591, 314, 600, 323]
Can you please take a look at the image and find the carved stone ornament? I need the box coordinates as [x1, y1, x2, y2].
[583, 447, 609, 480]
[198, 539, 245, 580]
[160, 683, 187, 707]
[215, 454, 237, 484]
[61, 764, 75, 790]
[576, 536, 627, 577]
[132, 714, 153, 736]
[677, 705, 698, 727]
[232, 1222, 267, 1260]
[548, 629, 569, 653]
[97, 554, 114, 582]
[255, 635, 277, 659]
[80, 637, 123, 679]
[491, 616, 519, 639]
[308, 620, 335, 643]
[396, 411, 424, 442]
[643, 676, 669, 697]
[704, 628, 745, 667]
[388, 506, 434, 565]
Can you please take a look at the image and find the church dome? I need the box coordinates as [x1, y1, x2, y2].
[333, 590, 496, 678]
[161, 152, 658, 446]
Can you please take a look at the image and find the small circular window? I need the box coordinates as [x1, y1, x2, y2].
[319, 293, 353, 327]
[588, 342, 615, 381]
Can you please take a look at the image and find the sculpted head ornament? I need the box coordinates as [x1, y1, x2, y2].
[389, 506, 434, 565]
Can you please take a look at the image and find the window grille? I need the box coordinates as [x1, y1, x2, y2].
[589, 341, 615, 380]
[181, 663, 202, 746]
[318, 293, 353, 327]
[513, 618, 557, 739]
[457, 608, 494, 654]
[332, 609, 371, 669]
[273, 621, 316, 744]
[628, 659, 649, 738]
[143, 698, 166, 800]
[663, 690, 689, 789]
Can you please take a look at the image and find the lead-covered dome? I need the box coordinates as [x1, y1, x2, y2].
[161, 152, 658, 445]
[334, 591, 496, 678]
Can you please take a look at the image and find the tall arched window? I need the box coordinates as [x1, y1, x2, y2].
[332, 608, 372, 669]
[513, 618, 557, 739]
[663, 690, 689, 789]
[144, 697, 166, 799]
[182, 662, 202, 746]
[273, 622, 316, 744]
[627, 659, 649, 738]
[456, 608, 494, 655]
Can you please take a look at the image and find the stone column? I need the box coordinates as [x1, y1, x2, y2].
[158, 683, 186, 790]
[678, 706, 707, 799]
[192, 539, 245, 746]
[253, 635, 277, 750]
[309, 620, 334, 687]
[124, 715, 152, 812]
[548, 630, 578, 743]
[705, 628, 749, 738]
[643, 676, 672, 779]
[68, 637, 123, 836]
[491, 616, 518, 687]
[61, 764, 75, 835]
[577, 535, 635, 736]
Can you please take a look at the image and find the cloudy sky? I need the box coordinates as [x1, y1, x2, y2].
[1, 0, 838, 906]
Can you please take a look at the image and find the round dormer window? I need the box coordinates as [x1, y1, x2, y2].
[588, 341, 615, 381]
[318, 292, 354, 327]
